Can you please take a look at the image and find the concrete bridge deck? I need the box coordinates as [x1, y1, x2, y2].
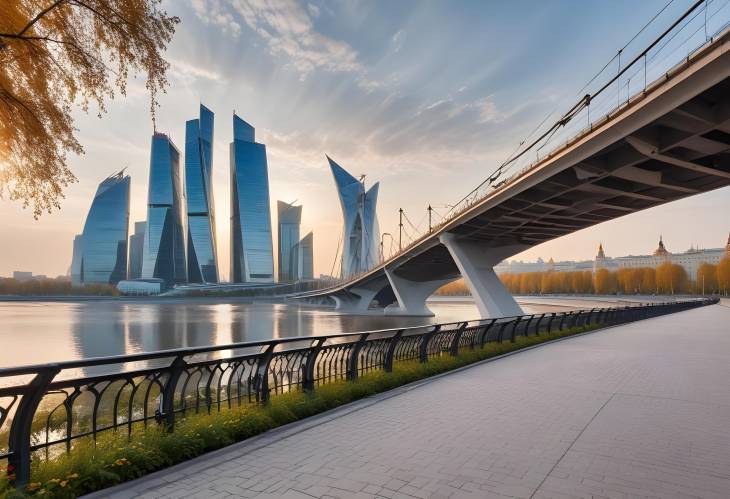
[97, 302, 730, 499]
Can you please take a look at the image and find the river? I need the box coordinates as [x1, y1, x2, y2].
[0, 295, 646, 368]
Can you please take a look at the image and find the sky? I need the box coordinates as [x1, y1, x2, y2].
[1, 0, 729, 279]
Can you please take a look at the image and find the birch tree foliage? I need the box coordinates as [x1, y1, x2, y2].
[0, 0, 179, 217]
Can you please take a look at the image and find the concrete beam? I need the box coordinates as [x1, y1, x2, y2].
[331, 286, 380, 313]
[626, 135, 730, 179]
[384, 268, 455, 316]
[612, 165, 698, 193]
[440, 233, 524, 318]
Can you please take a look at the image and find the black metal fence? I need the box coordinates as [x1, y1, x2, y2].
[0, 299, 716, 484]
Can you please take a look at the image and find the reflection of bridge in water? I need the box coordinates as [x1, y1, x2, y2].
[299, 8, 730, 317]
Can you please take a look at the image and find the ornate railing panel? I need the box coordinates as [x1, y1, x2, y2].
[0, 298, 716, 485]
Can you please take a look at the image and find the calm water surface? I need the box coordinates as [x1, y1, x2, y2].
[0, 296, 621, 368]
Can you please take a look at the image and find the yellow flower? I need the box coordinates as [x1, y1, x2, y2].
[66, 473, 79, 479]
[27, 482, 41, 491]
[48, 478, 60, 484]
[60, 480, 68, 488]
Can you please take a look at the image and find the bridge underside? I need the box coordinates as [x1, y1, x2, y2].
[307, 49, 730, 317]
[449, 82, 730, 248]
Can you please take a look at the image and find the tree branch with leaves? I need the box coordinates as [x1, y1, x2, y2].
[0, 0, 179, 217]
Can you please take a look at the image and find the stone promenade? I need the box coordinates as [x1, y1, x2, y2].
[95, 302, 730, 499]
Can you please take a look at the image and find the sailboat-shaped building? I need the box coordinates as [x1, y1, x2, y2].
[327, 156, 380, 278]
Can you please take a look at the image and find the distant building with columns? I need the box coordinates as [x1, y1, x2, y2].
[593, 234, 729, 280]
[496, 234, 729, 280]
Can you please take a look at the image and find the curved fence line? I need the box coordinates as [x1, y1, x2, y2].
[0, 298, 717, 484]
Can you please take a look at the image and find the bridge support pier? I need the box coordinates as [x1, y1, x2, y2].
[440, 233, 524, 318]
[384, 268, 455, 316]
[331, 286, 380, 313]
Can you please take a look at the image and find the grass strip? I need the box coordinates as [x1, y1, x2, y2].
[0, 323, 602, 498]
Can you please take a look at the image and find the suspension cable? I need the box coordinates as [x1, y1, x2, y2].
[446, 0, 705, 216]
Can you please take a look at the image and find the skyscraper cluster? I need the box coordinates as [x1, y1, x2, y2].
[71, 105, 322, 288]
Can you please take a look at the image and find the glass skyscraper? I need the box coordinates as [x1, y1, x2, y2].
[70, 234, 83, 285]
[297, 231, 314, 280]
[72, 171, 130, 286]
[277, 200, 302, 282]
[230, 114, 274, 283]
[328, 156, 380, 278]
[142, 133, 187, 286]
[185, 104, 219, 283]
[128, 221, 146, 280]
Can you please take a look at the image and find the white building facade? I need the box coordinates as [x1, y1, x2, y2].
[595, 235, 730, 280]
[496, 234, 730, 281]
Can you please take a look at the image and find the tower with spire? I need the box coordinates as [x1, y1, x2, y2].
[593, 243, 608, 274]
[652, 235, 670, 261]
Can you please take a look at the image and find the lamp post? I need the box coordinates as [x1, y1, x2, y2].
[398, 208, 404, 251]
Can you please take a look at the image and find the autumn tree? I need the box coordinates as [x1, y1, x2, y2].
[0, 0, 179, 216]
[639, 267, 656, 294]
[718, 257, 730, 295]
[696, 263, 718, 295]
[655, 262, 689, 294]
[594, 268, 618, 294]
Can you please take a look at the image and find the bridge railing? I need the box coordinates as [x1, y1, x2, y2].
[366, 2, 730, 273]
[0, 298, 717, 484]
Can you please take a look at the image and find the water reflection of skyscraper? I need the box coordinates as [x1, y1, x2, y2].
[230, 302, 276, 343]
[65, 301, 448, 375]
[71, 303, 127, 377]
[123, 304, 217, 353]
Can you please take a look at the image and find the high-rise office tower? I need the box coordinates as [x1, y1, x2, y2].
[128, 221, 146, 279]
[277, 200, 302, 282]
[327, 156, 380, 278]
[70, 234, 83, 285]
[297, 231, 314, 281]
[142, 133, 187, 286]
[230, 114, 274, 283]
[72, 171, 130, 285]
[185, 104, 219, 283]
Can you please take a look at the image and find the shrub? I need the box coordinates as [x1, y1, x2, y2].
[0, 323, 600, 498]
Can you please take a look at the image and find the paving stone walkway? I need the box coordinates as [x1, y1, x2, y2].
[95, 303, 730, 499]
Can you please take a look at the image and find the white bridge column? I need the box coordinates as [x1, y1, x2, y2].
[440, 233, 524, 318]
[384, 268, 455, 316]
[331, 287, 380, 313]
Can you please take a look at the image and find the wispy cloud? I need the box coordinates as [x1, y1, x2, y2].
[190, 0, 241, 36]
[168, 57, 226, 83]
[190, 0, 362, 74]
[307, 3, 320, 18]
[391, 30, 404, 53]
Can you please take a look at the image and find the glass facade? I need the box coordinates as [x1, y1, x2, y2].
[277, 200, 302, 282]
[128, 221, 146, 279]
[185, 104, 219, 283]
[297, 231, 314, 280]
[328, 156, 380, 278]
[73, 171, 130, 285]
[70, 234, 83, 286]
[230, 114, 274, 283]
[142, 133, 187, 286]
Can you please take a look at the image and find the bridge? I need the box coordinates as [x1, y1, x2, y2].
[298, 8, 730, 317]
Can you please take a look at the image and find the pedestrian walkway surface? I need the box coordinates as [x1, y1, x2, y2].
[101, 303, 730, 499]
